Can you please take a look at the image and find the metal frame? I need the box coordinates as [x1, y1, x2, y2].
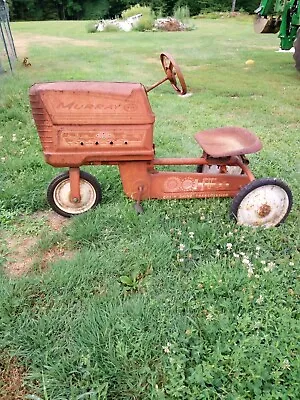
[0, 0, 17, 73]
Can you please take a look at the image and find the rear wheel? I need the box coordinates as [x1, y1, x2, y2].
[293, 27, 300, 71]
[230, 178, 292, 227]
[47, 171, 102, 217]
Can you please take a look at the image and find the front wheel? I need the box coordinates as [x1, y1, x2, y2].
[47, 171, 102, 217]
[230, 178, 292, 227]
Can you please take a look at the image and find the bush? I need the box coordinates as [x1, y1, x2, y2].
[133, 14, 155, 31]
[121, 4, 153, 19]
[86, 21, 98, 33]
[173, 5, 190, 23]
[103, 23, 120, 32]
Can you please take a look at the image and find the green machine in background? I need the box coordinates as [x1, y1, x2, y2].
[254, 0, 300, 70]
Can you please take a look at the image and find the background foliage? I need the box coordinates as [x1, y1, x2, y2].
[7, 0, 259, 21]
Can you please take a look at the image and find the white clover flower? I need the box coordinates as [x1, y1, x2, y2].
[261, 260, 266, 265]
[267, 261, 275, 268]
[206, 313, 214, 321]
[256, 295, 263, 304]
[228, 232, 233, 236]
[282, 359, 291, 370]
[162, 343, 171, 354]
[226, 243, 233, 250]
[247, 267, 254, 277]
[178, 258, 184, 263]
[165, 214, 169, 220]
[200, 215, 205, 220]
[264, 262, 276, 272]
[189, 231, 194, 239]
[233, 253, 239, 258]
[179, 243, 185, 251]
[289, 261, 294, 266]
[216, 249, 220, 257]
[256, 246, 261, 251]
[242, 258, 251, 265]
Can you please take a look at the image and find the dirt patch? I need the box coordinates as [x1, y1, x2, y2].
[32, 210, 70, 231]
[40, 245, 75, 271]
[3, 210, 74, 277]
[0, 356, 28, 400]
[4, 236, 36, 277]
[14, 33, 106, 57]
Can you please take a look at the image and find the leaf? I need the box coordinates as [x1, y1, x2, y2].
[119, 275, 133, 285]
[76, 392, 97, 399]
[192, 245, 202, 251]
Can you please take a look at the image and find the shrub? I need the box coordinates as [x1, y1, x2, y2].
[103, 23, 120, 32]
[133, 15, 155, 31]
[121, 4, 153, 19]
[86, 21, 98, 33]
[173, 5, 190, 23]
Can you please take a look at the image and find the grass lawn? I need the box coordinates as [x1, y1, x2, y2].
[0, 17, 299, 399]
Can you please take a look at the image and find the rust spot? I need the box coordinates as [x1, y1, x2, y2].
[257, 203, 271, 218]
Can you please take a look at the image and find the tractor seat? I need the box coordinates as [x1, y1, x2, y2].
[194, 126, 262, 158]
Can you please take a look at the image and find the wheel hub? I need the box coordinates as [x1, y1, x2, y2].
[257, 203, 271, 218]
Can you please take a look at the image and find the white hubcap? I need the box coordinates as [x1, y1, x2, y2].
[53, 178, 97, 215]
[237, 185, 290, 227]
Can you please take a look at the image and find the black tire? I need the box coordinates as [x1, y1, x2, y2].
[293, 27, 300, 71]
[230, 178, 292, 227]
[47, 170, 102, 218]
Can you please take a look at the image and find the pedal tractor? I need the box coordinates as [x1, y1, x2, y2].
[29, 53, 292, 227]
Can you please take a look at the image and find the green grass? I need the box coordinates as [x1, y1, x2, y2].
[0, 19, 300, 399]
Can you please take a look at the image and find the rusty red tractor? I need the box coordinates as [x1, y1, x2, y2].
[30, 53, 292, 227]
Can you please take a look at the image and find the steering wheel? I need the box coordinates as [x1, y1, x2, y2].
[160, 52, 187, 95]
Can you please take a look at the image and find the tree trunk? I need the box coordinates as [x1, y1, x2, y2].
[231, 0, 237, 13]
